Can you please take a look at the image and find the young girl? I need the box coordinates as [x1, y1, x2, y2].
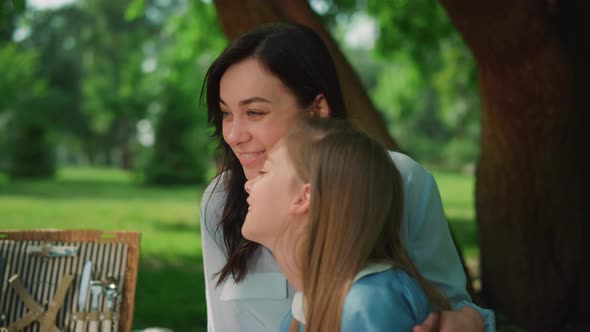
[242, 119, 450, 331]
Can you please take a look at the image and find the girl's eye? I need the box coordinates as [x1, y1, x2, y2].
[258, 171, 267, 177]
[221, 110, 231, 119]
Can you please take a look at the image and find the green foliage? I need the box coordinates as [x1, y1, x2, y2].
[5, 121, 56, 178]
[0, 0, 24, 43]
[0, 44, 57, 178]
[368, 1, 457, 73]
[2, 0, 481, 179]
[143, 0, 223, 185]
[125, 0, 145, 21]
[320, 0, 481, 169]
[143, 87, 209, 185]
[4, 0, 225, 180]
[0, 45, 45, 111]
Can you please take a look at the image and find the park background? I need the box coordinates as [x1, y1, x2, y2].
[1, 0, 587, 331]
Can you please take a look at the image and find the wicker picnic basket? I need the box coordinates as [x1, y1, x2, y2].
[0, 229, 140, 332]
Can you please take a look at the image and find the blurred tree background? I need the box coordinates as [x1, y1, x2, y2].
[1, 0, 224, 183]
[7, 0, 585, 331]
[1, 0, 482, 330]
[0, 0, 481, 180]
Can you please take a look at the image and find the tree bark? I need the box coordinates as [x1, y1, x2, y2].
[213, 0, 397, 150]
[438, 0, 590, 329]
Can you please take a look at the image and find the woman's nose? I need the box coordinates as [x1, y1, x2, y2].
[224, 120, 250, 146]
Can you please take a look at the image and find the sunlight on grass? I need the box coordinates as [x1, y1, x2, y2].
[432, 171, 479, 259]
[0, 167, 207, 331]
[0, 167, 480, 331]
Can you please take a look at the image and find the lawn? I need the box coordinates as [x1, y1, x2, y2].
[433, 171, 479, 259]
[0, 167, 478, 331]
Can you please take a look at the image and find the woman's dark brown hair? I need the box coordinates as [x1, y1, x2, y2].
[200, 22, 347, 285]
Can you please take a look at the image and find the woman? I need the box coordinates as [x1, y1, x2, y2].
[200, 22, 494, 331]
[243, 118, 450, 331]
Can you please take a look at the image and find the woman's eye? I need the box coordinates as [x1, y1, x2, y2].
[247, 110, 265, 117]
[221, 111, 231, 118]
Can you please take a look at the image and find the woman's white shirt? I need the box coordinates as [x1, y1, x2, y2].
[200, 177, 296, 332]
[200, 151, 494, 332]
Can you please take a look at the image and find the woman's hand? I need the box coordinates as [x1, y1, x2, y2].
[413, 306, 484, 332]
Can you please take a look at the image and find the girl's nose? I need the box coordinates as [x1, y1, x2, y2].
[244, 178, 252, 193]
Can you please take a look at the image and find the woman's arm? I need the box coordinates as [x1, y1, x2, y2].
[390, 152, 495, 331]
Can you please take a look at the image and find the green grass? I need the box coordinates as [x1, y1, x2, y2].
[433, 171, 479, 259]
[0, 168, 207, 332]
[0, 167, 479, 331]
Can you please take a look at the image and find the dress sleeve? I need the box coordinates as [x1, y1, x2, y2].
[391, 152, 496, 331]
[340, 277, 421, 332]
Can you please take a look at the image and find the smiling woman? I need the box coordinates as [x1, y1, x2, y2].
[218, 58, 302, 180]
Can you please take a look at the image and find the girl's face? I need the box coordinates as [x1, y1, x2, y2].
[219, 58, 302, 180]
[242, 142, 304, 248]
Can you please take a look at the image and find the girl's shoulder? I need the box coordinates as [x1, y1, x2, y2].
[341, 268, 433, 331]
[347, 267, 426, 303]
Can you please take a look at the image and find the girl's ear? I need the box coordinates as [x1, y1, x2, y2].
[310, 94, 331, 118]
[289, 183, 310, 216]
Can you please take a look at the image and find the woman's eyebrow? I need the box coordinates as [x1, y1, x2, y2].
[219, 97, 272, 106]
[239, 97, 272, 106]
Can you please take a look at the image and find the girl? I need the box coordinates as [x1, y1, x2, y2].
[242, 119, 450, 331]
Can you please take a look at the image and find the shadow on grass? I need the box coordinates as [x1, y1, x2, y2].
[133, 253, 207, 332]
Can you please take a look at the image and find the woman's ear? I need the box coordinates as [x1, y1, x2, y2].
[289, 183, 310, 216]
[311, 94, 331, 118]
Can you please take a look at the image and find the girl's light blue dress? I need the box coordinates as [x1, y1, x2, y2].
[280, 266, 433, 332]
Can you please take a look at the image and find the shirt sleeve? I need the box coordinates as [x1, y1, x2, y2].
[200, 177, 240, 332]
[391, 152, 496, 331]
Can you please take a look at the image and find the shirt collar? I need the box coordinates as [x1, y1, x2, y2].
[291, 263, 391, 324]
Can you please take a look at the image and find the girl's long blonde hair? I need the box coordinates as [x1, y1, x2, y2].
[285, 119, 450, 332]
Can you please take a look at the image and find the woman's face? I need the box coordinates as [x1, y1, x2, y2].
[242, 142, 302, 248]
[219, 58, 302, 180]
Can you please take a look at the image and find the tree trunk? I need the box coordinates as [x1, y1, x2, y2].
[438, 0, 590, 329]
[213, 0, 397, 150]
